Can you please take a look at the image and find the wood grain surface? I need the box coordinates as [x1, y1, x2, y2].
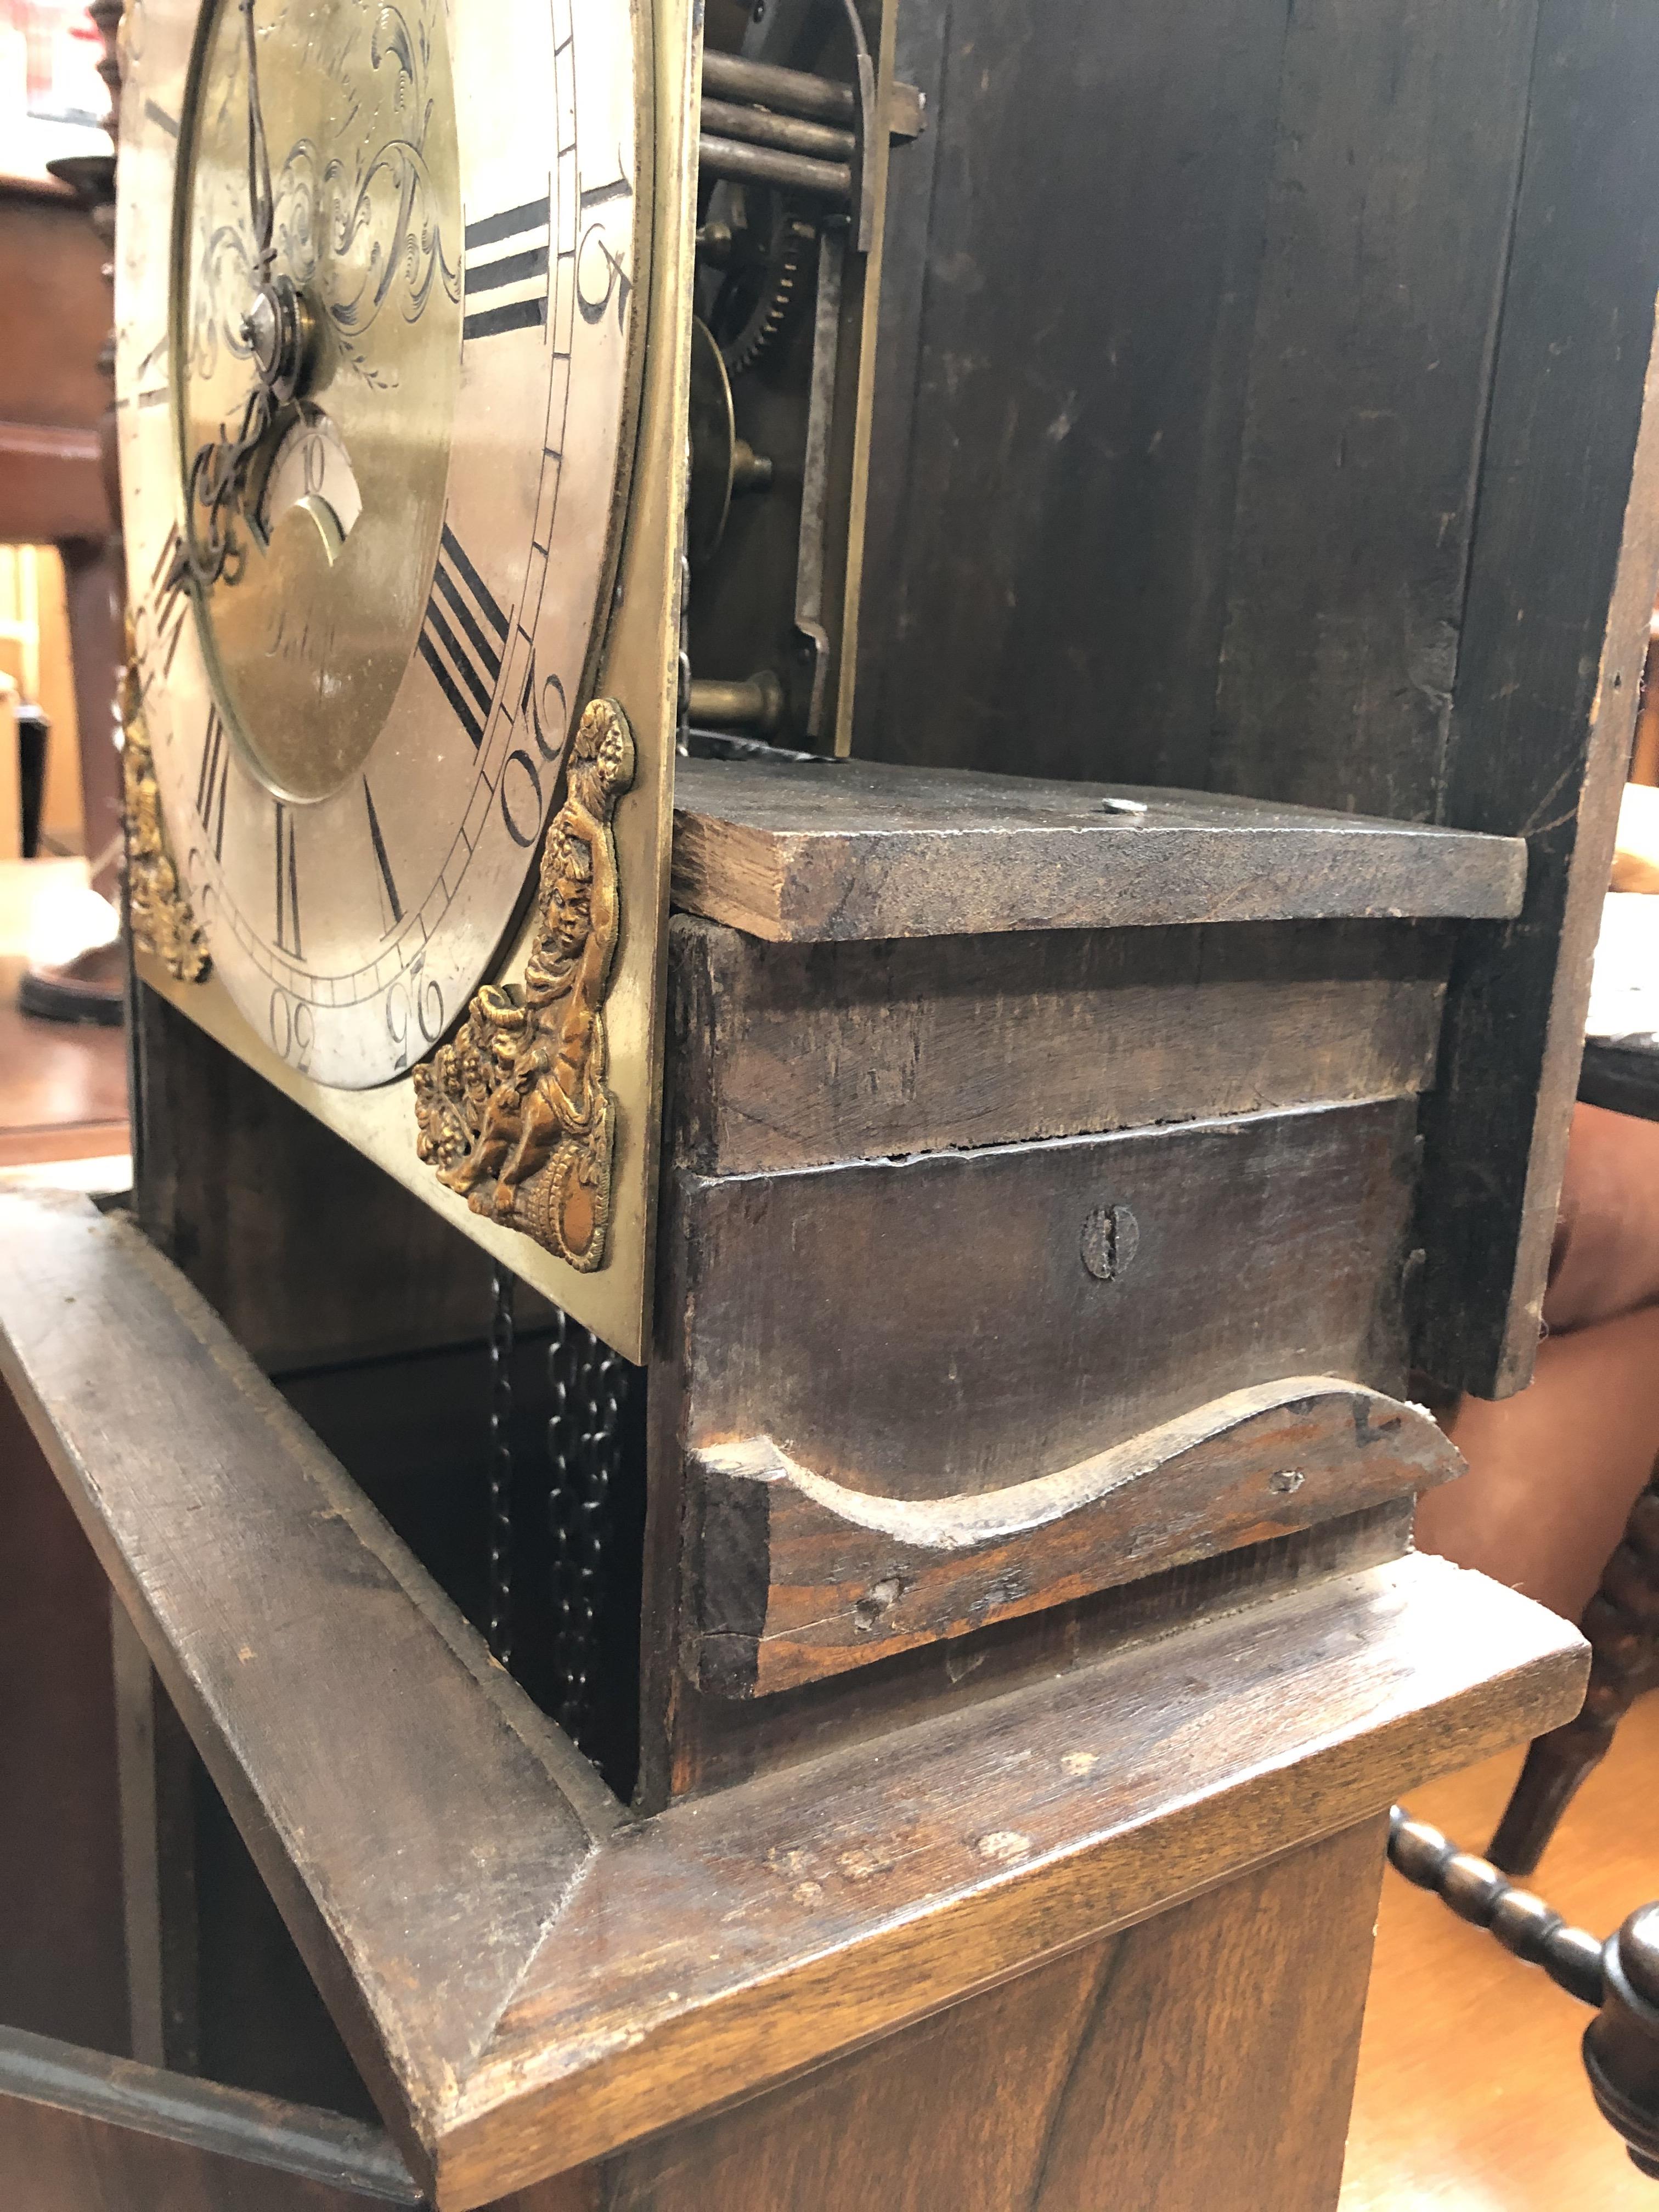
[458, 1553, 1581, 2204]
[0, 1386, 128, 2053]
[667, 913, 1451, 1176]
[855, 0, 1294, 789]
[579, 1818, 1384, 2212]
[0, 2028, 419, 2212]
[1209, 0, 1537, 822]
[671, 1097, 1419, 1504]
[853, 0, 1659, 1401]
[647, 1503, 1421, 1807]
[0, 1192, 1588, 2204]
[682, 1379, 1463, 1696]
[672, 758, 1525, 942]
[0, 1189, 616, 2189]
[1413, 0, 1659, 1395]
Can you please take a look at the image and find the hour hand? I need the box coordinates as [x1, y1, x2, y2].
[178, 376, 273, 590]
[183, 276, 325, 589]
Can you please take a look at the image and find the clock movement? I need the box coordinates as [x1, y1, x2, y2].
[115, 0, 911, 1359]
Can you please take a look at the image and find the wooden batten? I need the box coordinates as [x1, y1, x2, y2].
[667, 1098, 1420, 1509]
[665, 912, 1453, 1177]
[0, 2025, 421, 2209]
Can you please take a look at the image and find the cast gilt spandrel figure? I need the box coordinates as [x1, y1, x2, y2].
[413, 697, 635, 1271]
[121, 652, 210, 985]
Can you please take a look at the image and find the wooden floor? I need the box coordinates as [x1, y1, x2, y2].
[1342, 1688, 1659, 2208]
[0, 858, 127, 1167]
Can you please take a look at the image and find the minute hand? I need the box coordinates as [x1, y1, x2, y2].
[241, 0, 275, 283]
[174, 2, 309, 592]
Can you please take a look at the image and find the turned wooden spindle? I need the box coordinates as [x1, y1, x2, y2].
[1489, 1465, 1659, 1876]
[1390, 1808, 1659, 2182]
[1387, 1805, 1605, 2002]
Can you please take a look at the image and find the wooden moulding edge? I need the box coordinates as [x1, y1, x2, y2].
[0, 1190, 1584, 2209]
[439, 1552, 1586, 2206]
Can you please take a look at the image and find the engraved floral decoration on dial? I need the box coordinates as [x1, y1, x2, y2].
[117, 0, 645, 1096]
[178, 0, 462, 802]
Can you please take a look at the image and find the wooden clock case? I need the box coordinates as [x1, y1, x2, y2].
[6, 0, 1659, 2205]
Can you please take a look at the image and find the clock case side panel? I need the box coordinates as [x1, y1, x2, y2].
[128, 0, 700, 1367]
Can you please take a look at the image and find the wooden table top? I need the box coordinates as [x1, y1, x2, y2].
[1582, 892, 1659, 1121]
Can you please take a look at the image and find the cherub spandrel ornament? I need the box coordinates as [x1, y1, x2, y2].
[413, 697, 634, 1272]
[122, 654, 210, 984]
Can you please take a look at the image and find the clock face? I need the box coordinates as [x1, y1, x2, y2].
[116, 0, 646, 1087]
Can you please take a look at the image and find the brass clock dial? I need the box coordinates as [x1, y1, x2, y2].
[117, 0, 647, 1088]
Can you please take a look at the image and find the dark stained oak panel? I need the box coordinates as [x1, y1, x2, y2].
[855, 0, 1295, 789]
[675, 1097, 1420, 1502]
[1210, 0, 1538, 821]
[667, 913, 1452, 1176]
[1414, 0, 1659, 1392]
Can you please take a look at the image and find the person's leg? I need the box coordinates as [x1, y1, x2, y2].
[1542, 1103, 1659, 1333]
[1414, 1303, 1659, 1621]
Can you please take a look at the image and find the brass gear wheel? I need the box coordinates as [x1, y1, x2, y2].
[716, 196, 817, 379]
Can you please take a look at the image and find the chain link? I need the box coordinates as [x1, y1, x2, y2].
[546, 1311, 630, 1752]
[486, 1268, 516, 1665]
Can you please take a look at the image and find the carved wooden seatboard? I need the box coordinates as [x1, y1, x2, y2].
[643, 757, 1528, 1799]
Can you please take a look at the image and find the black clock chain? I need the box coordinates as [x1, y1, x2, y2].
[484, 1275, 634, 1759]
[545, 1311, 629, 1752]
[486, 1267, 517, 1665]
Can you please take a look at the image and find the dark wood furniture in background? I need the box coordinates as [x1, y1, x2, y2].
[1389, 1810, 1659, 2180]
[0, 168, 120, 890]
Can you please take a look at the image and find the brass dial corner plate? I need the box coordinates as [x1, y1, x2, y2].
[117, 0, 697, 1361]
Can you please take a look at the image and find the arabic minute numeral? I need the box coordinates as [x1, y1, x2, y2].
[498, 656, 569, 849]
[385, 958, 445, 1075]
[268, 988, 313, 1073]
[577, 157, 633, 330]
